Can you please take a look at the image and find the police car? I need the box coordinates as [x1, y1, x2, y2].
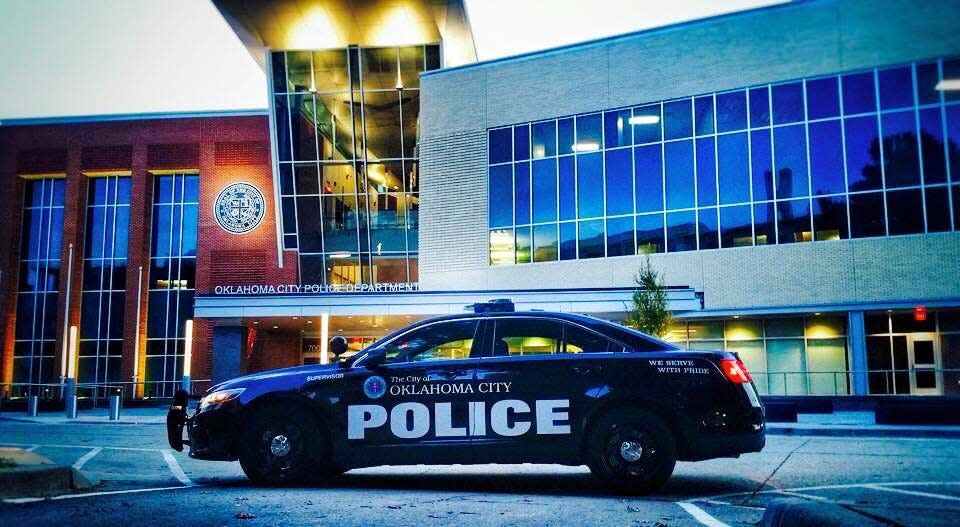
[168, 300, 764, 494]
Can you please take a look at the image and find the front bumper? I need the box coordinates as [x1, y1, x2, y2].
[166, 390, 238, 461]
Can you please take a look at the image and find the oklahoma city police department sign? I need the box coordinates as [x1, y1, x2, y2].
[214, 182, 265, 234]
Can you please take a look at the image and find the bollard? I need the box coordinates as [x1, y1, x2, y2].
[65, 395, 78, 419]
[108, 395, 121, 420]
[27, 395, 39, 417]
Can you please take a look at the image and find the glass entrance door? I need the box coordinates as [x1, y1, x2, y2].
[908, 334, 941, 395]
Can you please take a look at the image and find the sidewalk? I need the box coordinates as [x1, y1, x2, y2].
[0, 407, 168, 425]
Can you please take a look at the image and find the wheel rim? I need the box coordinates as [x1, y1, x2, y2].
[602, 424, 660, 478]
[257, 421, 304, 476]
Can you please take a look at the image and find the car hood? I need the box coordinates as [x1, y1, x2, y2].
[208, 363, 343, 393]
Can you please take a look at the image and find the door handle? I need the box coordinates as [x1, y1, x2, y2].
[573, 365, 600, 375]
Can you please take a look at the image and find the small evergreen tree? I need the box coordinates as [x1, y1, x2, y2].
[625, 255, 673, 337]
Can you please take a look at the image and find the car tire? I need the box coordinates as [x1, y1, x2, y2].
[586, 408, 677, 495]
[238, 403, 328, 485]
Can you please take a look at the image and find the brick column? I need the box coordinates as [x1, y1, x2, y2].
[53, 147, 87, 386]
[120, 144, 152, 398]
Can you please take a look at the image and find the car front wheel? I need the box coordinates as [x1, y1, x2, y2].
[587, 408, 677, 495]
[238, 403, 327, 485]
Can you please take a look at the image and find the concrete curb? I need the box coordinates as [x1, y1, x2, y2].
[0, 416, 166, 426]
[767, 425, 960, 439]
[0, 457, 99, 499]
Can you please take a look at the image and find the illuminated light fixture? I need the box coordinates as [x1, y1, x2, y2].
[935, 79, 960, 91]
[252, 321, 259, 325]
[183, 320, 194, 377]
[628, 115, 660, 125]
[571, 142, 600, 152]
[273, 325, 279, 329]
[329, 252, 351, 259]
[306, 320, 313, 324]
[733, 315, 741, 319]
[66, 325, 79, 379]
[814, 312, 822, 316]
[320, 312, 330, 365]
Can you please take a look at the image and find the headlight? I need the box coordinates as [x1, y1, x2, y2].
[198, 388, 245, 412]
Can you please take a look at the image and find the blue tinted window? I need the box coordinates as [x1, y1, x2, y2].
[943, 59, 960, 101]
[849, 192, 885, 238]
[532, 159, 557, 223]
[809, 120, 846, 195]
[532, 120, 557, 158]
[665, 140, 695, 209]
[606, 216, 635, 257]
[919, 107, 946, 184]
[634, 145, 663, 213]
[772, 82, 804, 124]
[515, 226, 531, 264]
[533, 224, 558, 262]
[558, 156, 576, 220]
[632, 105, 662, 144]
[777, 199, 811, 244]
[695, 96, 714, 136]
[753, 201, 775, 245]
[806, 77, 840, 119]
[916, 62, 940, 105]
[749, 86, 770, 127]
[604, 109, 632, 148]
[844, 116, 882, 191]
[925, 187, 951, 233]
[576, 153, 603, 218]
[949, 106, 960, 178]
[559, 222, 577, 260]
[575, 113, 602, 150]
[578, 220, 604, 259]
[842, 72, 876, 115]
[878, 67, 914, 110]
[513, 124, 530, 160]
[488, 164, 513, 227]
[774, 125, 809, 198]
[514, 162, 530, 224]
[667, 210, 696, 252]
[718, 133, 750, 204]
[881, 110, 920, 188]
[751, 129, 773, 202]
[696, 138, 717, 206]
[605, 149, 633, 216]
[558, 118, 575, 154]
[720, 205, 752, 247]
[812, 196, 848, 240]
[698, 207, 719, 249]
[716, 91, 747, 132]
[886, 188, 923, 235]
[664, 99, 693, 140]
[489, 128, 512, 164]
[636, 213, 664, 254]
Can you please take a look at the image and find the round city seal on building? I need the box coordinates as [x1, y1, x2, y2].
[363, 376, 387, 400]
[214, 182, 266, 234]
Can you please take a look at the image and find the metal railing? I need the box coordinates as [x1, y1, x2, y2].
[752, 368, 959, 396]
[0, 379, 212, 405]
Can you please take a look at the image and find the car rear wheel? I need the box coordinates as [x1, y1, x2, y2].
[586, 408, 676, 495]
[238, 403, 327, 485]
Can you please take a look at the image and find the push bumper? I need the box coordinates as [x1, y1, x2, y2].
[166, 390, 238, 461]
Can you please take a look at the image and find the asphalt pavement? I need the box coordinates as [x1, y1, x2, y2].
[0, 418, 958, 526]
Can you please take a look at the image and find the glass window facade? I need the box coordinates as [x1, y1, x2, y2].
[667, 316, 848, 395]
[14, 178, 65, 388]
[488, 57, 960, 264]
[272, 45, 441, 285]
[145, 174, 198, 397]
[78, 176, 130, 388]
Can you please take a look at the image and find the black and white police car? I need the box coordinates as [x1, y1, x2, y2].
[168, 300, 764, 494]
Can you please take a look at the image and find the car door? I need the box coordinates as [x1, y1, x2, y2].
[472, 316, 597, 462]
[345, 318, 482, 463]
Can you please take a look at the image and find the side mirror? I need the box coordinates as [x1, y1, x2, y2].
[330, 336, 348, 359]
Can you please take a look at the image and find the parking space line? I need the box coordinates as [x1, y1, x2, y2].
[677, 502, 732, 527]
[71, 447, 102, 470]
[25, 445, 39, 452]
[865, 484, 960, 502]
[774, 490, 834, 502]
[3, 485, 193, 505]
[0, 441, 161, 452]
[161, 450, 193, 487]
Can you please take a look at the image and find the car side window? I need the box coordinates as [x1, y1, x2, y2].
[564, 323, 623, 354]
[383, 320, 480, 363]
[490, 318, 563, 357]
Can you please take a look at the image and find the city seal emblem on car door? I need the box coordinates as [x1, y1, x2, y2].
[363, 376, 387, 399]
[214, 181, 266, 234]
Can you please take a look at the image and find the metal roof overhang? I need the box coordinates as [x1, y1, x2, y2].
[194, 287, 704, 319]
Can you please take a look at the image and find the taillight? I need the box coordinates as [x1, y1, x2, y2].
[720, 358, 752, 384]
